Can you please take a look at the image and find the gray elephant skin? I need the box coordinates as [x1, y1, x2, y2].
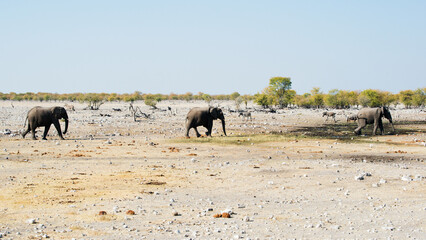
[185, 107, 226, 137]
[22, 106, 69, 140]
[354, 107, 394, 135]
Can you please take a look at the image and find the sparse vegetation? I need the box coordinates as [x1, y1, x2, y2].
[1, 85, 424, 109]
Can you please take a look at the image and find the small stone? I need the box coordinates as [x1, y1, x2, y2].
[331, 225, 341, 230]
[26, 218, 36, 224]
[355, 174, 365, 181]
[126, 210, 135, 215]
[401, 175, 412, 181]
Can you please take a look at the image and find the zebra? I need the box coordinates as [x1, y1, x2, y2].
[322, 111, 336, 122]
[238, 112, 252, 121]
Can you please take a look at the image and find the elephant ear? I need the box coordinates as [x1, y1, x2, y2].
[209, 107, 219, 119]
[51, 107, 62, 118]
[383, 107, 392, 119]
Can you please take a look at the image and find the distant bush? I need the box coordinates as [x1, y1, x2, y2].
[1, 85, 424, 109]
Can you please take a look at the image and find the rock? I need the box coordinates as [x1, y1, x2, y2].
[382, 226, 395, 231]
[401, 175, 412, 181]
[26, 218, 36, 224]
[126, 210, 135, 215]
[331, 225, 341, 230]
[414, 174, 424, 180]
[221, 209, 233, 215]
[355, 174, 364, 181]
[172, 210, 180, 216]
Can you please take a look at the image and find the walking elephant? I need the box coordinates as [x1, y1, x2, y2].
[354, 107, 394, 135]
[22, 106, 69, 140]
[185, 107, 226, 137]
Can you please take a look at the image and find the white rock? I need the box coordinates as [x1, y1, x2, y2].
[401, 175, 412, 181]
[331, 225, 341, 230]
[26, 218, 36, 224]
[221, 209, 233, 215]
[355, 174, 365, 181]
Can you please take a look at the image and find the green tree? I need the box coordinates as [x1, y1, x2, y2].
[399, 90, 414, 108]
[310, 87, 324, 108]
[358, 89, 383, 107]
[295, 93, 313, 108]
[201, 93, 212, 104]
[230, 92, 240, 100]
[381, 91, 398, 107]
[254, 89, 274, 108]
[411, 88, 425, 107]
[268, 77, 292, 108]
[144, 94, 159, 109]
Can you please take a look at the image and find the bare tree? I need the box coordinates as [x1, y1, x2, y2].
[129, 103, 150, 121]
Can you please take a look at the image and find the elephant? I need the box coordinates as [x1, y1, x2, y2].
[22, 106, 69, 140]
[354, 107, 395, 135]
[322, 111, 336, 122]
[185, 107, 226, 137]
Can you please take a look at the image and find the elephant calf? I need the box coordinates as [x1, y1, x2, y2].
[185, 107, 226, 137]
[22, 106, 69, 140]
[354, 107, 394, 135]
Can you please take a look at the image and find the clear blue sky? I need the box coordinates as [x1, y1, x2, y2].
[1, 1, 425, 95]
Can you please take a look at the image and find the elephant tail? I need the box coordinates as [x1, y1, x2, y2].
[23, 115, 28, 128]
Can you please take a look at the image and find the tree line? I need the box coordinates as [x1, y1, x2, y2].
[1, 77, 425, 108]
[253, 77, 425, 108]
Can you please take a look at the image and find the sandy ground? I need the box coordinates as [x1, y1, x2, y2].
[0, 100, 425, 240]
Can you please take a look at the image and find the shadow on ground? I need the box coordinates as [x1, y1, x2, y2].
[282, 120, 426, 140]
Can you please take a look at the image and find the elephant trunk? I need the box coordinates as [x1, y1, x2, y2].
[221, 118, 227, 136]
[388, 118, 395, 132]
[63, 118, 68, 134]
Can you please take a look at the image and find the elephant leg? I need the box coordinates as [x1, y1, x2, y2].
[185, 120, 191, 137]
[354, 119, 366, 135]
[31, 125, 37, 140]
[22, 125, 31, 138]
[42, 125, 51, 140]
[379, 119, 384, 135]
[194, 127, 201, 138]
[185, 127, 190, 137]
[372, 120, 379, 136]
[205, 123, 212, 136]
[53, 121, 64, 140]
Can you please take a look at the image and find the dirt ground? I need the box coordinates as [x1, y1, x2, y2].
[0, 100, 425, 239]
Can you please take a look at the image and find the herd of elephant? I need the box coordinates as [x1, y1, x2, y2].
[21, 106, 395, 140]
